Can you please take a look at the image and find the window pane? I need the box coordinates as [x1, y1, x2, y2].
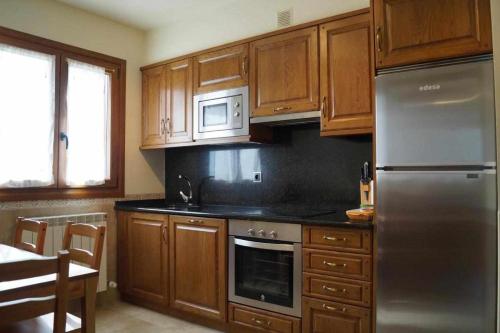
[65, 59, 111, 186]
[0, 43, 56, 188]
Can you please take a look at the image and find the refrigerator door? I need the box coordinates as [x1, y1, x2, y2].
[376, 58, 495, 167]
[376, 170, 497, 333]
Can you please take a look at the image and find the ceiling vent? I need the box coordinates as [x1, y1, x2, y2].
[277, 8, 293, 28]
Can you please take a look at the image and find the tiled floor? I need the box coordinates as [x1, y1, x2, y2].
[96, 300, 221, 333]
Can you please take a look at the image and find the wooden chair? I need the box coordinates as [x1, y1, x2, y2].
[62, 222, 106, 270]
[14, 217, 48, 255]
[0, 250, 81, 333]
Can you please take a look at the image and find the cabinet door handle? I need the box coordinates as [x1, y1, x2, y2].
[166, 118, 171, 134]
[273, 106, 292, 112]
[242, 56, 248, 75]
[162, 226, 167, 243]
[323, 235, 347, 242]
[188, 219, 203, 224]
[251, 318, 271, 326]
[323, 260, 347, 268]
[323, 285, 347, 293]
[376, 27, 382, 52]
[160, 119, 166, 135]
[323, 304, 346, 312]
[321, 96, 327, 118]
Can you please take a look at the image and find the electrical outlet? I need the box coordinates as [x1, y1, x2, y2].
[253, 172, 262, 183]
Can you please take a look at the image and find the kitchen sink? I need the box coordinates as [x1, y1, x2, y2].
[163, 203, 201, 211]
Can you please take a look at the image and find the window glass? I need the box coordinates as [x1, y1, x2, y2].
[65, 59, 111, 186]
[0, 43, 56, 188]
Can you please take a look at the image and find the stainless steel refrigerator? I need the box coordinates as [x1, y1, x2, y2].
[376, 55, 497, 333]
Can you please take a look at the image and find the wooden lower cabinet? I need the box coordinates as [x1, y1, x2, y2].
[169, 215, 227, 322]
[302, 297, 371, 333]
[120, 212, 169, 307]
[229, 303, 300, 333]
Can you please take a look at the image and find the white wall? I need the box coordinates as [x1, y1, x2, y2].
[145, 0, 369, 63]
[0, 0, 164, 195]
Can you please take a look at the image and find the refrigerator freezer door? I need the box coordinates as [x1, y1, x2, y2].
[376, 170, 497, 333]
[376, 59, 495, 166]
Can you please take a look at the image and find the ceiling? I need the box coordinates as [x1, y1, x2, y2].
[56, 0, 243, 30]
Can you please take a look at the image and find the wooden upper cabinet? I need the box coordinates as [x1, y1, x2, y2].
[169, 216, 227, 322]
[142, 66, 166, 146]
[250, 26, 319, 117]
[193, 44, 249, 95]
[374, 0, 493, 68]
[165, 59, 193, 144]
[320, 12, 373, 135]
[125, 213, 169, 307]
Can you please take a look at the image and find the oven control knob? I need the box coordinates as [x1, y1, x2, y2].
[234, 111, 240, 117]
[234, 102, 240, 108]
[269, 231, 277, 239]
[247, 228, 255, 236]
[258, 229, 266, 237]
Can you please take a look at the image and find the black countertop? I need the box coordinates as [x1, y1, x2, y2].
[114, 199, 372, 229]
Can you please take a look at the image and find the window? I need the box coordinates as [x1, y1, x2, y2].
[0, 27, 125, 200]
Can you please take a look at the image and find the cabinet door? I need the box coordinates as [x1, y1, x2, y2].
[303, 297, 370, 333]
[374, 0, 492, 68]
[126, 213, 169, 306]
[193, 44, 249, 95]
[165, 59, 193, 144]
[320, 13, 373, 135]
[250, 27, 319, 117]
[142, 66, 166, 146]
[169, 216, 227, 322]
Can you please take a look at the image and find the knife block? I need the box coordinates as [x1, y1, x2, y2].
[360, 180, 374, 208]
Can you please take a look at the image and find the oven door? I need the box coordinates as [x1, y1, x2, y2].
[229, 236, 302, 317]
[193, 86, 249, 140]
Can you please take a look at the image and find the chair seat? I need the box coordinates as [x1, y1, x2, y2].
[0, 312, 81, 333]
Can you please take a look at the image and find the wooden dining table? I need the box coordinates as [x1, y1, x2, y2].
[0, 243, 99, 333]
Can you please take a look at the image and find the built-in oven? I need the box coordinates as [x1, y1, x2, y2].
[193, 86, 249, 140]
[229, 220, 302, 317]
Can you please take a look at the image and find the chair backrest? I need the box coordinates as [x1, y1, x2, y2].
[62, 222, 106, 270]
[0, 250, 70, 332]
[14, 217, 48, 255]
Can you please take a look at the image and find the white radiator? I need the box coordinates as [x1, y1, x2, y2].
[26, 213, 108, 293]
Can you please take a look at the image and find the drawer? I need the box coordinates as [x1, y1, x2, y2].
[303, 249, 372, 281]
[229, 303, 301, 333]
[302, 296, 371, 333]
[303, 273, 371, 307]
[303, 226, 372, 254]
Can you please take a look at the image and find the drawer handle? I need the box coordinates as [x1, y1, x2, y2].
[188, 219, 203, 224]
[323, 285, 347, 293]
[273, 106, 292, 112]
[323, 304, 347, 312]
[323, 260, 347, 268]
[251, 318, 271, 327]
[323, 235, 347, 242]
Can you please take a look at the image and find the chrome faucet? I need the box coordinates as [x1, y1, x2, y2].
[178, 174, 193, 204]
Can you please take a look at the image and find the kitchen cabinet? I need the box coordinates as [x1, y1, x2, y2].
[169, 215, 227, 322]
[373, 0, 493, 68]
[193, 44, 249, 95]
[302, 226, 373, 333]
[250, 26, 319, 117]
[165, 58, 193, 144]
[228, 303, 301, 333]
[142, 66, 166, 146]
[141, 58, 193, 148]
[119, 212, 169, 307]
[302, 296, 371, 333]
[319, 13, 373, 135]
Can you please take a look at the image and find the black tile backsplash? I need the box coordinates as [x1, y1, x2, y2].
[165, 124, 372, 208]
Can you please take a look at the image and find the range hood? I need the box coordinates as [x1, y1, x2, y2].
[250, 110, 321, 126]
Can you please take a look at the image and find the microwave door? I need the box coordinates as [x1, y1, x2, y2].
[199, 98, 233, 133]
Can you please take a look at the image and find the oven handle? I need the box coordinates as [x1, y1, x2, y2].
[234, 238, 295, 252]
